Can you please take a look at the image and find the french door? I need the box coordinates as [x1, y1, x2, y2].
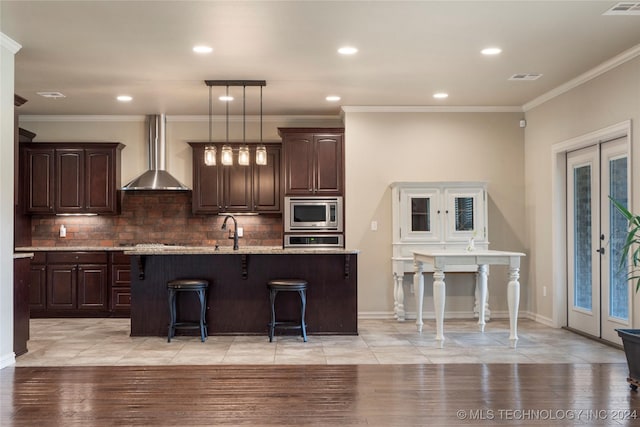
[567, 137, 631, 344]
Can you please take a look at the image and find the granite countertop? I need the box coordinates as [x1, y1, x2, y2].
[15, 246, 359, 255]
[13, 252, 34, 259]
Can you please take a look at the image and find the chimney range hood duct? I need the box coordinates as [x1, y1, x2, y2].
[121, 114, 189, 191]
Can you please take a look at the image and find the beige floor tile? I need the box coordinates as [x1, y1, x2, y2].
[15, 317, 626, 367]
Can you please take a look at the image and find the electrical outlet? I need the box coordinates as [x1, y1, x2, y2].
[371, 221, 378, 231]
[543, 286, 547, 297]
[59, 224, 66, 238]
[237, 227, 243, 237]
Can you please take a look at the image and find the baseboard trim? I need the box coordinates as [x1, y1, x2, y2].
[0, 352, 16, 369]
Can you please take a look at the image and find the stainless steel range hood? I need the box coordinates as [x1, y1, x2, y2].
[121, 114, 189, 191]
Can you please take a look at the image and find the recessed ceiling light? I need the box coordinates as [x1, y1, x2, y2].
[37, 91, 65, 98]
[481, 47, 502, 55]
[219, 95, 234, 102]
[116, 95, 132, 102]
[338, 46, 358, 55]
[326, 95, 341, 102]
[193, 45, 213, 54]
[433, 92, 449, 99]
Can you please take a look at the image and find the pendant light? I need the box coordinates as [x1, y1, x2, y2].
[204, 84, 217, 166]
[221, 85, 233, 166]
[238, 85, 250, 166]
[255, 85, 267, 165]
[203, 80, 268, 166]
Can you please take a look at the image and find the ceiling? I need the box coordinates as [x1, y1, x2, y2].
[2, 1, 640, 116]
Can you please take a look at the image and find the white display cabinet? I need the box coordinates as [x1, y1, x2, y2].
[390, 181, 489, 321]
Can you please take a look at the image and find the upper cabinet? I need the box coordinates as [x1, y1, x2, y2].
[20, 142, 124, 215]
[189, 142, 281, 214]
[279, 128, 344, 196]
[391, 182, 488, 249]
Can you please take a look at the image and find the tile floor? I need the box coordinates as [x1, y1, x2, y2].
[15, 318, 626, 366]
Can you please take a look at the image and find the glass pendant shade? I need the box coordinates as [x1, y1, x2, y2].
[221, 145, 233, 165]
[238, 145, 250, 166]
[204, 145, 216, 166]
[256, 145, 267, 165]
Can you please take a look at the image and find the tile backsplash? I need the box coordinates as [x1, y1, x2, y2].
[30, 191, 283, 247]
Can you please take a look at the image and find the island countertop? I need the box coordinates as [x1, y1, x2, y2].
[15, 245, 359, 255]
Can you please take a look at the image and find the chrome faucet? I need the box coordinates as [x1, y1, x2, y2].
[221, 215, 239, 250]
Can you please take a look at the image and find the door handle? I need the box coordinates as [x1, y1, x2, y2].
[596, 248, 605, 255]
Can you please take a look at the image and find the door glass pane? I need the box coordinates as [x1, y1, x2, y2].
[454, 197, 474, 231]
[573, 165, 592, 311]
[609, 157, 628, 320]
[411, 198, 430, 231]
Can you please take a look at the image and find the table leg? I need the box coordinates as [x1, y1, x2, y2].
[477, 264, 488, 332]
[393, 272, 405, 321]
[433, 268, 445, 348]
[413, 262, 424, 332]
[507, 266, 521, 348]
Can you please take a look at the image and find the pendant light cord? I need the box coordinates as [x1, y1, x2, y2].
[208, 85, 212, 142]
[225, 85, 229, 142]
[260, 86, 263, 142]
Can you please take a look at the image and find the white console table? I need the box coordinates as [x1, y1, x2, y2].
[413, 250, 525, 348]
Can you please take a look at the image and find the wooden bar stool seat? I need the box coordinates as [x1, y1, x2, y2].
[167, 279, 209, 343]
[267, 279, 308, 342]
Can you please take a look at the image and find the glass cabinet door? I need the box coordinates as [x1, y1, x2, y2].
[400, 188, 441, 242]
[444, 188, 485, 242]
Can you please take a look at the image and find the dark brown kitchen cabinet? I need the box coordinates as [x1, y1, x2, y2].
[28, 252, 46, 312]
[21, 142, 124, 215]
[279, 128, 344, 196]
[14, 256, 31, 357]
[110, 252, 131, 315]
[189, 142, 281, 214]
[30, 252, 109, 317]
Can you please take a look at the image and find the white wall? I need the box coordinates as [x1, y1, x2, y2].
[1, 32, 21, 369]
[524, 56, 640, 328]
[343, 111, 527, 318]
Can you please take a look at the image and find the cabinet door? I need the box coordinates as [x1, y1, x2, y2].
[55, 148, 84, 213]
[85, 148, 115, 213]
[443, 187, 486, 242]
[110, 260, 131, 312]
[29, 264, 47, 311]
[314, 134, 343, 195]
[253, 145, 281, 212]
[222, 163, 252, 212]
[47, 264, 77, 310]
[283, 134, 314, 195]
[77, 264, 107, 310]
[191, 144, 223, 213]
[399, 188, 442, 242]
[23, 148, 55, 213]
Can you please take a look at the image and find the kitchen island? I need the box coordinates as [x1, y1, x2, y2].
[124, 246, 358, 336]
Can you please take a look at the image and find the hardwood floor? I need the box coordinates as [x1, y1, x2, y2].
[2, 364, 638, 426]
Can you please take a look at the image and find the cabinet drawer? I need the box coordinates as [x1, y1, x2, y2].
[48, 252, 108, 264]
[31, 251, 47, 264]
[111, 287, 131, 311]
[110, 251, 130, 264]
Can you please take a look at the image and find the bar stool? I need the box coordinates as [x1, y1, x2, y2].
[267, 279, 308, 342]
[167, 279, 209, 343]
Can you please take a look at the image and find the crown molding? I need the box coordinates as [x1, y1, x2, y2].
[341, 106, 522, 113]
[20, 115, 146, 122]
[19, 114, 343, 123]
[523, 43, 640, 112]
[0, 32, 22, 54]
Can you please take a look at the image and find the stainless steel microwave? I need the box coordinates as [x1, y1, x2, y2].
[284, 196, 343, 232]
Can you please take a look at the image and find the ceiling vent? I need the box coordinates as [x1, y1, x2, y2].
[37, 91, 66, 98]
[603, 2, 640, 15]
[509, 73, 542, 81]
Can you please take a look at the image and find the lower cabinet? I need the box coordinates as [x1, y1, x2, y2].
[29, 251, 130, 317]
[110, 252, 131, 316]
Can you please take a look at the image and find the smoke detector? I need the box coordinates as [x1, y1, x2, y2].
[509, 73, 542, 81]
[603, 2, 640, 15]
